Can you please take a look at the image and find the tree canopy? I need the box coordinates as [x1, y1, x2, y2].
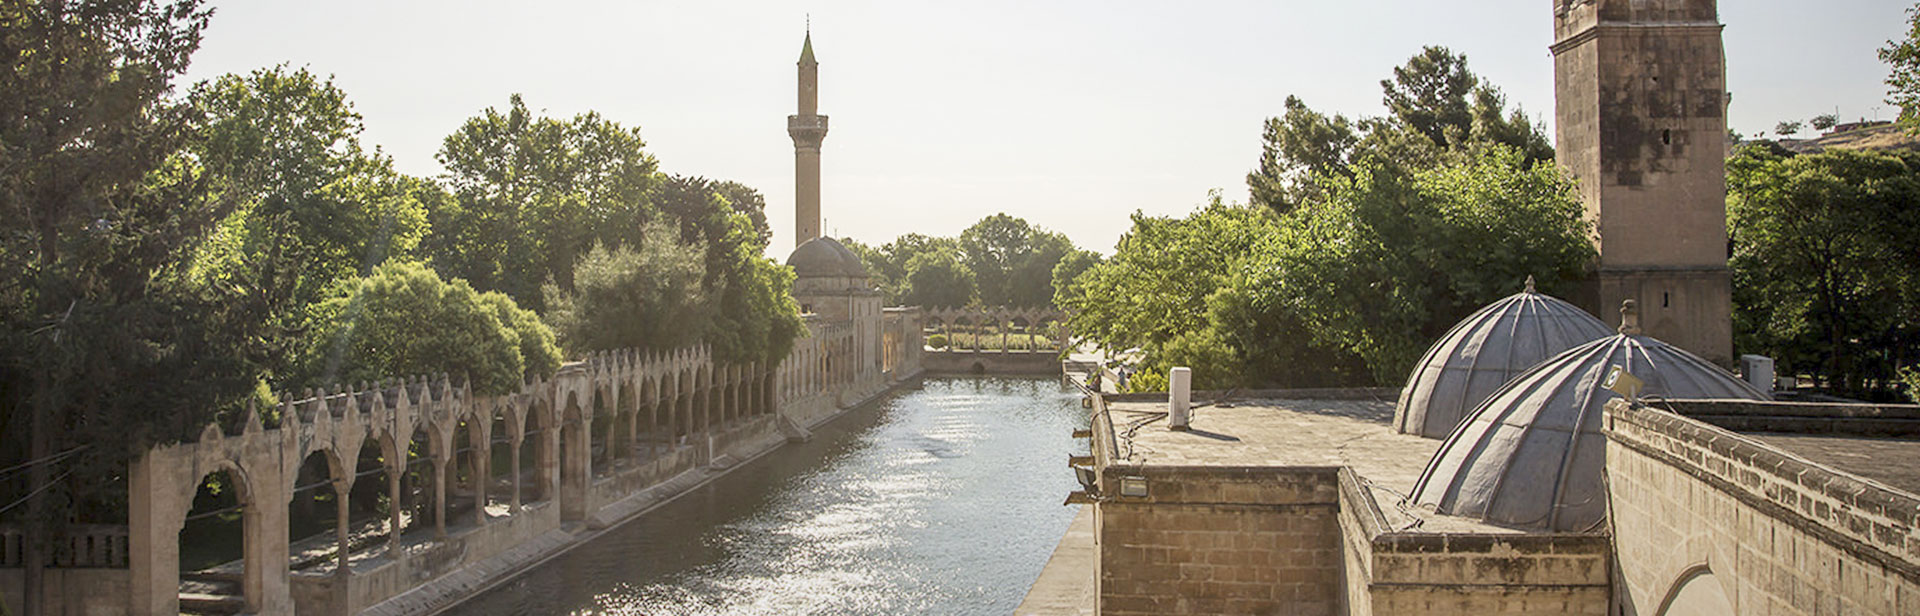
[1728, 145, 1920, 398]
[843, 214, 1079, 309]
[301, 261, 557, 396]
[429, 94, 661, 310]
[1248, 46, 1551, 215]
[1884, 3, 1920, 133]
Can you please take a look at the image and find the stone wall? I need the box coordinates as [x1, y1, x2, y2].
[1605, 398, 1920, 615]
[1084, 388, 1610, 616]
[1094, 466, 1344, 616]
[1336, 469, 1610, 616]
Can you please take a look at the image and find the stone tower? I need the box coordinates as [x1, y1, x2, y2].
[1552, 0, 1733, 366]
[788, 30, 829, 247]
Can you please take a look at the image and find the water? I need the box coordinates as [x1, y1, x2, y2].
[444, 376, 1087, 616]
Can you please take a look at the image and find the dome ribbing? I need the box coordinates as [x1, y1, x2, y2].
[1394, 278, 1615, 439]
[1408, 327, 1768, 532]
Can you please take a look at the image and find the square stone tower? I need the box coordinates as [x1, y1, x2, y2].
[1552, 0, 1732, 366]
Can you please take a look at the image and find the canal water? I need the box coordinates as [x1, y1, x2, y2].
[444, 376, 1087, 616]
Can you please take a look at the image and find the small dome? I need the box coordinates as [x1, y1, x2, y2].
[1409, 325, 1768, 532]
[786, 236, 868, 279]
[1394, 278, 1614, 439]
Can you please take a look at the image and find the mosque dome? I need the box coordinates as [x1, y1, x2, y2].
[786, 236, 868, 279]
[1408, 303, 1768, 532]
[1393, 277, 1615, 439]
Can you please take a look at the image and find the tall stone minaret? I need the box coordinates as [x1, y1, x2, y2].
[1552, 0, 1732, 366]
[788, 30, 829, 247]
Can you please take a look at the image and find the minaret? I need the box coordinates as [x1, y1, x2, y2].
[1552, 0, 1732, 365]
[788, 30, 829, 247]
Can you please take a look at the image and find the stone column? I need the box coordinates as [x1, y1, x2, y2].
[385, 448, 403, 557]
[508, 430, 523, 513]
[470, 427, 488, 526]
[332, 477, 352, 577]
[430, 456, 447, 539]
[127, 453, 184, 616]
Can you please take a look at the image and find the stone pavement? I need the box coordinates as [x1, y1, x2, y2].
[1751, 432, 1920, 496]
[1106, 396, 1529, 534]
[1013, 504, 1095, 616]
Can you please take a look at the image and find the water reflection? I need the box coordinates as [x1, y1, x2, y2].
[446, 377, 1086, 616]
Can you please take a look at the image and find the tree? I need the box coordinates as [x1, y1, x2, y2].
[1249, 46, 1551, 215]
[1811, 113, 1840, 132]
[1229, 146, 1593, 384]
[1776, 120, 1804, 138]
[957, 213, 1073, 307]
[0, 2, 242, 609]
[1061, 192, 1279, 367]
[1727, 146, 1920, 396]
[1381, 46, 1478, 149]
[651, 175, 801, 363]
[1050, 249, 1102, 310]
[542, 223, 709, 356]
[301, 261, 557, 396]
[1247, 96, 1358, 214]
[1883, 4, 1920, 133]
[430, 94, 660, 310]
[903, 249, 977, 309]
[182, 65, 434, 374]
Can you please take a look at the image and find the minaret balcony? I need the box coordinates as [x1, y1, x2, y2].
[787, 114, 830, 133]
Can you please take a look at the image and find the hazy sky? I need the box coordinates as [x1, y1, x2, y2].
[180, 0, 1914, 257]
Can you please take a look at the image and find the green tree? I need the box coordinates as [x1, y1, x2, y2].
[1381, 46, 1478, 149]
[1247, 96, 1358, 214]
[1249, 46, 1550, 215]
[1811, 113, 1839, 132]
[542, 223, 709, 356]
[1883, 4, 1920, 133]
[1049, 249, 1102, 310]
[430, 94, 660, 310]
[651, 175, 801, 363]
[1061, 192, 1279, 367]
[182, 65, 434, 374]
[957, 213, 1074, 307]
[903, 249, 977, 308]
[0, 3, 264, 607]
[1231, 146, 1593, 384]
[1776, 120, 1804, 138]
[1728, 146, 1920, 396]
[302, 261, 556, 395]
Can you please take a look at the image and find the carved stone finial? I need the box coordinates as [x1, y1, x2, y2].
[1524, 275, 1537, 294]
[1618, 299, 1641, 335]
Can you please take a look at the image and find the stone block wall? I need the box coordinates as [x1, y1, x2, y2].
[1095, 466, 1344, 615]
[1337, 469, 1610, 616]
[1606, 399, 1920, 615]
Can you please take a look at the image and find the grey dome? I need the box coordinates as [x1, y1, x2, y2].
[1394, 280, 1614, 439]
[786, 236, 868, 278]
[1409, 329, 1767, 532]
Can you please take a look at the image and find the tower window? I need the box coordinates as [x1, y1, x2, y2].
[1662, 292, 1671, 308]
[1662, 129, 1672, 145]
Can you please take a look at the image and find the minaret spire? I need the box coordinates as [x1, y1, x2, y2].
[788, 26, 828, 247]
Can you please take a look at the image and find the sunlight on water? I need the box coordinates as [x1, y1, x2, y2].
[447, 377, 1086, 616]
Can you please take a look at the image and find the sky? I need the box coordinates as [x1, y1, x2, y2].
[179, 0, 1915, 258]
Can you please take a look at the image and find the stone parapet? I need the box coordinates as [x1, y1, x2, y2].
[1605, 398, 1920, 614]
[1337, 468, 1610, 616]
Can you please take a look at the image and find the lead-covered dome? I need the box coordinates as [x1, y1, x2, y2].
[1394, 277, 1614, 439]
[786, 236, 868, 279]
[1409, 307, 1767, 532]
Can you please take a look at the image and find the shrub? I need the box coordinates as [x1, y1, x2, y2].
[544, 229, 707, 356]
[302, 261, 553, 395]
